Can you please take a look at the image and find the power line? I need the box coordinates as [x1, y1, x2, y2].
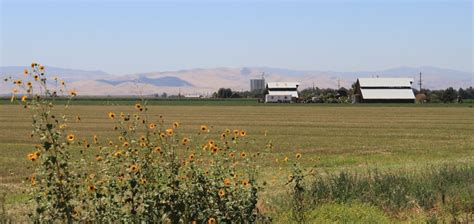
[418, 72, 422, 92]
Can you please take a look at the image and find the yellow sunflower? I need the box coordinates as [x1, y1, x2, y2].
[108, 112, 116, 119]
[242, 179, 250, 187]
[224, 178, 231, 186]
[166, 128, 174, 136]
[182, 137, 190, 145]
[296, 153, 302, 159]
[21, 95, 27, 102]
[134, 103, 142, 110]
[154, 146, 162, 153]
[218, 189, 225, 198]
[67, 134, 75, 142]
[113, 150, 123, 157]
[208, 139, 215, 146]
[149, 123, 156, 129]
[130, 164, 140, 173]
[240, 130, 247, 137]
[27, 153, 38, 162]
[173, 121, 180, 128]
[211, 146, 218, 153]
[88, 185, 96, 192]
[200, 125, 209, 132]
[208, 217, 216, 224]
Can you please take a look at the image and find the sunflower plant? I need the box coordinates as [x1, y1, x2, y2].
[7, 63, 271, 223]
[5, 63, 81, 222]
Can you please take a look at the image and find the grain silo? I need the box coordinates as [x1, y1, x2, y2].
[250, 73, 265, 92]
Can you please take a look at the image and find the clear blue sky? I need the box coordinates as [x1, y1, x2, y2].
[1, 0, 472, 75]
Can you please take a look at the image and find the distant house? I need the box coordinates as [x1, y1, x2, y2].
[184, 94, 202, 98]
[265, 82, 299, 103]
[353, 78, 415, 103]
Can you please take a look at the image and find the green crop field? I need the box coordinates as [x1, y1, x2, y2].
[1, 102, 473, 222]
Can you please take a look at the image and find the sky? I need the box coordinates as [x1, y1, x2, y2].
[0, 0, 472, 75]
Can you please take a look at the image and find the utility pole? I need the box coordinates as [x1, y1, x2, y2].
[337, 79, 341, 89]
[418, 72, 422, 92]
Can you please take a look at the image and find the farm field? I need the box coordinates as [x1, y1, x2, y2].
[1, 103, 473, 222]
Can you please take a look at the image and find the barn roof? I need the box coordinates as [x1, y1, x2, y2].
[267, 90, 299, 98]
[360, 89, 415, 99]
[266, 82, 300, 89]
[358, 78, 414, 87]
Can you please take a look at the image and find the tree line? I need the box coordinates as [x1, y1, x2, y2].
[210, 86, 474, 103]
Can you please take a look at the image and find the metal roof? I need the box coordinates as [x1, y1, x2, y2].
[266, 82, 300, 89]
[361, 89, 415, 99]
[358, 78, 414, 87]
[267, 90, 299, 98]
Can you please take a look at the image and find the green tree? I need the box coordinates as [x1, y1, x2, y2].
[441, 87, 457, 103]
[215, 88, 233, 98]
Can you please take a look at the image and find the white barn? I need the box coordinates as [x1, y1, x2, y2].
[265, 82, 299, 103]
[353, 78, 415, 103]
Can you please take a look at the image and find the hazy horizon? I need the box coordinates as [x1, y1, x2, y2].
[1, 0, 473, 75]
[1, 64, 473, 76]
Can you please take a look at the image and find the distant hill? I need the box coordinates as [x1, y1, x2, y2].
[1, 65, 472, 96]
[0, 66, 113, 82]
[98, 76, 193, 87]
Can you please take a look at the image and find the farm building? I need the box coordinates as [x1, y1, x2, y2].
[353, 78, 415, 103]
[265, 82, 299, 103]
[250, 78, 265, 92]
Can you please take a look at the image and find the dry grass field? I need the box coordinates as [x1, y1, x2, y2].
[1, 103, 473, 221]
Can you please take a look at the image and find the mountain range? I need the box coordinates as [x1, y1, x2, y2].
[1, 66, 472, 96]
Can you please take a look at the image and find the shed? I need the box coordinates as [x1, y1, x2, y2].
[265, 82, 299, 103]
[353, 78, 415, 103]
